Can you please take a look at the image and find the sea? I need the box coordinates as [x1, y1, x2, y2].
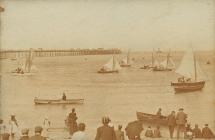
[0, 51, 214, 140]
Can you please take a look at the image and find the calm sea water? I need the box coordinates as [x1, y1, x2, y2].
[0, 51, 214, 139]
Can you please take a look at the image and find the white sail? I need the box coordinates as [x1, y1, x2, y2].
[160, 57, 175, 69]
[25, 49, 34, 72]
[120, 49, 131, 65]
[175, 49, 205, 81]
[103, 56, 121, 71]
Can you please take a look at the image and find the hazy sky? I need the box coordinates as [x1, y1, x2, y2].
[0, 0, 214, 51]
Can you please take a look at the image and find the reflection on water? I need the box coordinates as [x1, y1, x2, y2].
[0, 52, 215, 139]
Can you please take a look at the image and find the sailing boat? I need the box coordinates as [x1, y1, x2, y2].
[171, 48, 205, 93]
[12, 49, 37, 75]
[140, 49, 158, 69]
[98, 55, 121, 73]
[120, 50, 131, 67]
[153, 50, 175, 71]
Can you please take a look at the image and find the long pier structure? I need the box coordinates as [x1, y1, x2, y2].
[0, 48, 121, 58]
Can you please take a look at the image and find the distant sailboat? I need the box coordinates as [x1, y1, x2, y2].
[140, 49, 158, 69]
[120, 50, 131, 67]
[12, 49, 37, 75]
[98, 55, 121, 73]
[153, 50, 175, 71]
[171, 48, 205, 93]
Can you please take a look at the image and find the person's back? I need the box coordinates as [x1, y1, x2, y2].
[115, 125, 124, 140]
[72, 123, 87, 140]
[192, 127, 202, 138]
[30, 135, 46, 140]
[153, 126, 161, 138]
[145, 127, 153, 138]
[202, 124, 215, 139]
[95, 125, 116, 140]
[176, 111, 187, 125]
[30, 126, 46, 140]
[20, 136, 30, 140]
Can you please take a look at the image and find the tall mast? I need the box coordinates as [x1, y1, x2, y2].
[127, 49, 130, 64]
[193, 51, 197, 81]
[166, 49, 170, 69]
[113, 55, 116, 70]
[152, 48, 154, 66]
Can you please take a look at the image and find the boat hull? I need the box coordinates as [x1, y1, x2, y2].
[171, 81, 205, 93]
[34, 98, 84, 105]
[120, 64, 131, 67]
[136, 112, 168, 126]
[153, 67, 172, 71]
[97, 70, 119, 73]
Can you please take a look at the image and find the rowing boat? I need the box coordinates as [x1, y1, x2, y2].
[34, 98, 84, 105]
[136, 111, 168, 126]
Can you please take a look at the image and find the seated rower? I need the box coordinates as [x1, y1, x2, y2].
[62, 93, 66, 100]
[156, 108, 162, 119]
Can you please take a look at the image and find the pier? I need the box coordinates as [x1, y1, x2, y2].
[0, 48, 121, 59]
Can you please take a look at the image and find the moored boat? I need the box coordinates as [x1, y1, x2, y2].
[153, 50, 175, 71]
[171, 48, 206, 93]
[120, 49, 131, 67]
[34, 98, 84, 105]
[136, 112, 168, 126]
[11, 49, 38, 75]
[98, 55, 121, 73]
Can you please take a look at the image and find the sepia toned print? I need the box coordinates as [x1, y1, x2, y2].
[0, 0, 215, 140]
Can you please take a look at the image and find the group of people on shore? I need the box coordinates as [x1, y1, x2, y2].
[1, 108, 215, 140]
[158, 108, 215, 140]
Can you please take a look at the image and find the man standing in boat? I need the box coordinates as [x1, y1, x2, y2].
[62, 93, 66, 101]
[67, 108, 78, 136]
[167, 111, 176, 138]
[176, 108, 187, 139]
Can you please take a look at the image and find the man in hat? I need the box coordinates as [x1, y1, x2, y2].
[30, 126, 46, 140]
[176, 108, 187, 139]
[95, 116, 116, 140]
[0, 119, 6, 137]
[192, 124, 202, 138]
[9, 114, 19, 138]
[71, 123, 87, 140]
[167, 111, 176, 138]
[115, 125, 124, 140]
[202, 124, 215, 139]
[67, 108, 78, 135]
[20, 128, 30, 140]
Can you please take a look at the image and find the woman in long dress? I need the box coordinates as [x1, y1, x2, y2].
[9, 115, 19, 139]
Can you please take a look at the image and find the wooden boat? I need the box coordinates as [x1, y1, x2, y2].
[153, 50, 175, 71]
[34, 98, 84, 105]
[140, 65, 150, 69]
[98, 55, 121, 73]
[136, 112, 168, 126]
[171, 48, 206, 93]
[120, 49, 131, 67]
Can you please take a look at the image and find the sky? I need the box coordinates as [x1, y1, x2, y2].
[0, 0, 215, 51]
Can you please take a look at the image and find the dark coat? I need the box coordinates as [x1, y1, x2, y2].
[30, 135, 46, 140]
[19, 136, 30, 140]
[95, 125, 116, 140]
[202, 127, 215, 138]
[167, 114, 176, 126]
[192, 127, 202, 138]
[176, 111, 187, 125]
[115, 130, 124, 140]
